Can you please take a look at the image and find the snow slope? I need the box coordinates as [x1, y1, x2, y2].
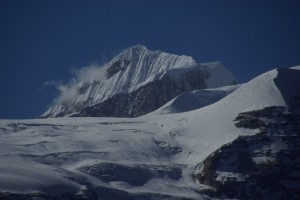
[41, 45, 237, 118]
[1, 66, 300, 199]
[147, 85, 241, 115]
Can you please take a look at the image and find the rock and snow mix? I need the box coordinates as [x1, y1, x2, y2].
[195, 105, 300, 199]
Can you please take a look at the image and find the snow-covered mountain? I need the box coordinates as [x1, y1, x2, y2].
[1, 66, 300, 199]
[41, 45, 237, 118]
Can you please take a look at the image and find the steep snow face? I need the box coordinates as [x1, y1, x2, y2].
[200, 61, 238, 88]
[41, 45, 237, 118]
[147, 85, 241, 115]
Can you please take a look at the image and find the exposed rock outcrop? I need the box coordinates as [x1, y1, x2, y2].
[194, 101, 300, 199]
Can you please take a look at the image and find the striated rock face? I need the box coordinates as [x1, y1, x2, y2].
[106, 59, 131, 78]
[72, 70, 209, 117]
[41, 45, 237, 118]
[194, 101, 300, 200]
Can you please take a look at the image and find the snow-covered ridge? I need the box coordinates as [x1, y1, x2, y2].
[181, 66, 300, 158]
[147, 85, 241, 115]
[41, 45, 237, 118]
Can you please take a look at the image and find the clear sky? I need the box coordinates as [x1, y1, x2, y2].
[1, 0, 300, 119]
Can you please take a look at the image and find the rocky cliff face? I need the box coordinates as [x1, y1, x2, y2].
[193, 100, 300, 200]
[41, 45, 237, 118]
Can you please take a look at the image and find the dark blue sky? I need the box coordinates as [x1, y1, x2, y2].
[1, 0, 300, 119]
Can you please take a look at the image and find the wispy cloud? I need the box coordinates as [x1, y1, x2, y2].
[45, 63, 109, 107]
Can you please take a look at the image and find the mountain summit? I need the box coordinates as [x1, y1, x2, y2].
[41, 45, 237, 118]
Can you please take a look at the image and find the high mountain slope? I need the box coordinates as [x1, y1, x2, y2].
[1, 66, 299, 200]
[147, 85, 241, 115]
[41, 45, 237, 118]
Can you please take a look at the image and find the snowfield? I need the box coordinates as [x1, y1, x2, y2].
[0, 66, 300, 199]
[0, 117, 207, 199]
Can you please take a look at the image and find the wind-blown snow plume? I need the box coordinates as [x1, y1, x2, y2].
[47, 63, 108, 108]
